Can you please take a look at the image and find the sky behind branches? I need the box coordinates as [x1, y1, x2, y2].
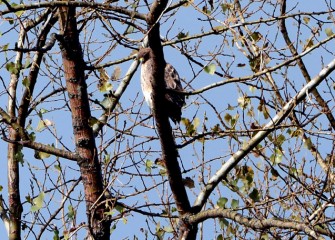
[0, 0, 334, 239]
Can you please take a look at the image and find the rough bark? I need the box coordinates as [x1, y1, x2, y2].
[145, 1, 197, 239]
[57, 6, 110, 239]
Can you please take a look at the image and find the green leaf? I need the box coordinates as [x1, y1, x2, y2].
[227, 104, 234, 110]
[304, 137, 313, 150]
[54, 164, 61, 172]
[98, 68, 110, 82]
[219, 218, 229, 229]
[230, 114, 239, 128]
[249, 188, 260, 202]
[231, 199, 239, 210]
[88, 117, 99, 127]
[104, 154, 111, 164]
[98, 68, 112, 92]
[163, 225, 174, 233]
[115, 205, 124, 213]
[270, 168, 279, 181]
[110, 223, 117, 233]
[224, 113, 232, 123]
[204, 63, 216, 75]
[8, 18, 14, 25]
[303, 38, 314, 51]
[11, 3, 25, 17]
[53, 228, 60, 240]
[181, 117, 199, 136]
[260, 233, 269, 240]
[217, 234, 223, 240]
[22, 77, 30, 88]
[24, 59, 31, 68]
[145, 160, 153, 173]
[289, 167, 298, 177]
[270, 149, 283, 165]
[6, 62, 18, 74]
[155, 222, 164, 238]
[213, 25, 224, 31]
[40, 108, 48, 114]
[125, 26, 134, 35]
[249, 56, 261, 72]
[325, 28, 334, 37]
[104, 210, 114, 216]
[31, 192, 45, 212]
[274, 134, 286, 147]
[159, 169, 167, 176]
[0, 185, 3, 192]
[202, 6, 211, 14]
[35, 151, 51, 159]
[303, 16, 310, 24]
[15, 149, 24, 165]
[177, 31, 189, 39]
[249, 86, 256, 93]
[100, 97, 113, 109]
[68, 205, 75, 219]
[217, 197, 228, 208]
[238, 95, 250, 109]
[1, 43, 9, 51]
[220, 3, 232, 13]
[98, 81, 113, 92]
[250, 32, 262, 42]
[36, 119, 53, 132]
[193, 117, 200, 128]
[290, 129, 302, 137]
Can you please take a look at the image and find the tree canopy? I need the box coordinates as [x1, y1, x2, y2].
[1, 0, 335, 239]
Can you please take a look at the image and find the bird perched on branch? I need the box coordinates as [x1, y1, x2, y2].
[137, 48, 185, 124]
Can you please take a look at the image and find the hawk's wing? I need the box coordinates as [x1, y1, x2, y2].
[164, 63, 185, 123]
[164, 63, 185, 108]
[139, 52, 185, 124]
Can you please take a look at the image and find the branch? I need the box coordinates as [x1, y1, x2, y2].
[57, 5, 110, 238]
[0, 107, 79, 161]
[186, 33, 335, 95]
[186, 208, 327, 239]
[36, 178, 81, 239]
[0, 1, 146, 20]
[280, 0, 335, 131]
[92, 54, 139, 136]
[146, 0, 191, 215]
[144, 1, 196, 239]
[193, 57, 335, 211]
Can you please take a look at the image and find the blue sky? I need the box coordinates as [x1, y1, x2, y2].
[0, 0, 335, 239]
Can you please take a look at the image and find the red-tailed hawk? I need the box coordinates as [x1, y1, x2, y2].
[137, 48, 185, 124]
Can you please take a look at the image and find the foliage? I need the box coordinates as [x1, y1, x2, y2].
[0, 0, 335, 239]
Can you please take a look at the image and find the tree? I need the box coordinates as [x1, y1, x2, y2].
[0, 0, 335, 239]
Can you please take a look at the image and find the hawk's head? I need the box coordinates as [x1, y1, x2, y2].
[137, 48, 152, 63]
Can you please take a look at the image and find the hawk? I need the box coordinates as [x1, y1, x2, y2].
[137, 48, 185, 124]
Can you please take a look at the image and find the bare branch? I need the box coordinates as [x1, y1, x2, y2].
[193, 57, 335, 210]
[187, 208, 327, 239]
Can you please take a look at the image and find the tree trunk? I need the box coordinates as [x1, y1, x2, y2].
[58, 6, 111, 239]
